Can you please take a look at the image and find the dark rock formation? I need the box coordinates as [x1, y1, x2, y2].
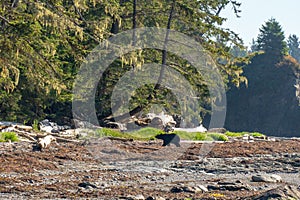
[225, 55, 300, 137]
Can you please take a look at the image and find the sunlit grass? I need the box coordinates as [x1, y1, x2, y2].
[225, 131, 265, 138]
[0, 132, 19, 142]
[88, 128, 265, 142]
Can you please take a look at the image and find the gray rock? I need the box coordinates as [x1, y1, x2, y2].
[252, 174, 282, 183]
[208, 181, 252, 191]
[197, 184, 208, 192]
[249, 185, 300, 200]
[78, 182, 98, 189]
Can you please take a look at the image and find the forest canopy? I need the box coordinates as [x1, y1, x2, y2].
[1, 0, 299, 127]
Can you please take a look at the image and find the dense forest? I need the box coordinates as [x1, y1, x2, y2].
[1, 1, 300, 135]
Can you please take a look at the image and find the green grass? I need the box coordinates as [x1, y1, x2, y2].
[173, 130, 198, 140]
[0, 132, 19, 142]
[225, 131, 265, 138]
[175, 131, 228, 141]
[93, 127, 163, 141]
[208, 133, 229, 141]
[89, 128, 260, 142]
[127, 127, 164, 139]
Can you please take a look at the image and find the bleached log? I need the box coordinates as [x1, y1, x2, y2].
[9, 128, 37, 141]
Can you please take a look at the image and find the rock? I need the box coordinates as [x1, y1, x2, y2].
[252, 174, 282, 183]
[182, 186, 197, 193]
[243, 134, 250, 140]
[170, 186, 183, 193]
[146, 197, 165, 200]
[78, 182, 98, 189]
[197, 184, 208, 192]
[133, 194, 145, 200]
[249, 185, 300, 200]
[208, 181, 252, 191]
[126, 194, 145, 200]
[137, 112, 177, 130]
[145, 197, 155, 200]
[149, 117, 164, 130]
[170, 185, 205, 193]
[105, 121, 127, 131]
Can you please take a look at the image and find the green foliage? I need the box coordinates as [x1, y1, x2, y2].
[0, 0, 247, 124]
[32, 119, 39, 131]
[0, 132, 19, 142]
[256, 18, 288, 61]
[288, 34, 300, 62]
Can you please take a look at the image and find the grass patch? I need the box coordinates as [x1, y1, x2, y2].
[225, 131, 265, 138]
[93, 127, 163, 140]
[0, 132, 19, 142]
[95, 128, 133, 138]
[250, 132, 265, 137]
[173, 131, 198, 140]
[90, 128, 231, 142]
[175, 131, 228, 141]
[128, 127, 164, 139]
[208, 133, 229, 141]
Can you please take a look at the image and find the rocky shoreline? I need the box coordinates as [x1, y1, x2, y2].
[0, 138, 300, 199]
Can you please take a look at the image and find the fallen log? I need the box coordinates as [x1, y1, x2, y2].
[50, 134, 80, 143]
[12, 129, 37, 141]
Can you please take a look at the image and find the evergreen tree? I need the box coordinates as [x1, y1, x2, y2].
[250, 38, 259, 52]
[287, 34, 300, 62]
[0, 0, 249, 125]
[256, 18, 288, 62]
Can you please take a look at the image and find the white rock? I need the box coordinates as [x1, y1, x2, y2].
[39, 125, 53, 133]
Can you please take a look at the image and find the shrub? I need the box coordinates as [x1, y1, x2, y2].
[0, 132, 19, 142]
[32, 119, 39, 131]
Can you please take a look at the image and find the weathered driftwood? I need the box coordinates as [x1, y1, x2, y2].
[11, 128, 37, 141]
[14, 125, 33, 131]
[51, 135, 80, 143]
